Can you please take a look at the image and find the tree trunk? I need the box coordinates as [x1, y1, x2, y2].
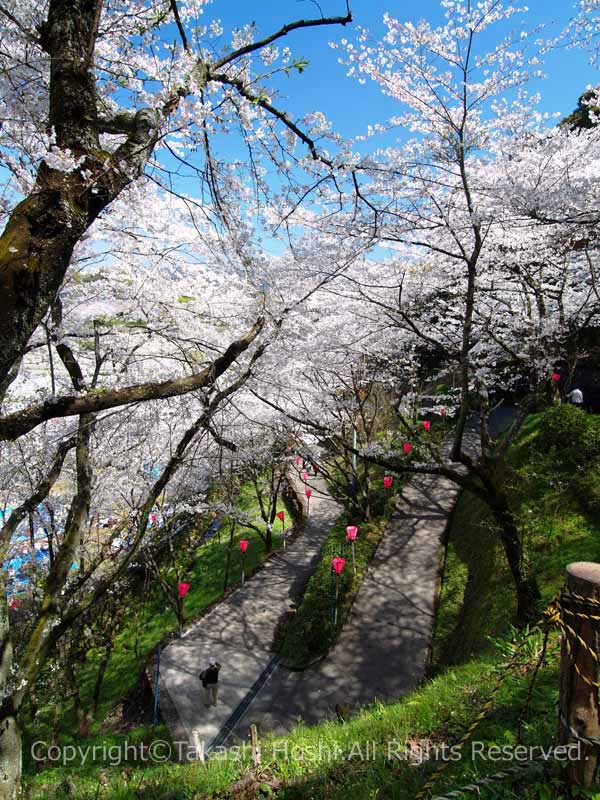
[0, 0, 161, 386]
[223, 521, 236, 592]
[488, 488, 540, 622]
[0, 582, 20, 800]
[265, 523, 273, 554]
[63, 653, 90, 737]
[0, 712, 22, 800]
[92, 641, 113, 718]
[362, 460, 371, 521]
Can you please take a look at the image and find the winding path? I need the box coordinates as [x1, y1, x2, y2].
[229, 471, 461, 738]
[158, 468, 461, 753]
[158, 473, 341, 756]
[159, 418, 512, 751]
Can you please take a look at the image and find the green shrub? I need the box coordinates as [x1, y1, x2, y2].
[533, 405, 600, 469]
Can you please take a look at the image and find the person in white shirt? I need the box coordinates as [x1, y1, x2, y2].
[568, 388, 584, 406]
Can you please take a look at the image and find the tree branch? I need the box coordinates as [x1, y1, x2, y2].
[212, 8, 352, 70]
[0, 435, 77, 560]
[0, 318, 264, 441]
[169, 0, 189, 52]
[56, 346, 266, 629]
[210, 71, 334, 167]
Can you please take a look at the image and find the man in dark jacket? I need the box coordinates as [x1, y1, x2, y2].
[200, 657, 221, 707]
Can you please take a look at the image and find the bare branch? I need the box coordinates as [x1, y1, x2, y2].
[169, 0, 189, 52]
[212, 8, 352, 70]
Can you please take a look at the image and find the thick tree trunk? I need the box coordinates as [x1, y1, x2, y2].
[0, 713, 22, 800]
[0, 1, 161, 387]
[0, 136, 159, 388]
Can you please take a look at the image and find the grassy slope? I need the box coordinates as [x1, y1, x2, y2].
[279, 490, 390, 668]
[24, 408, 600, 799]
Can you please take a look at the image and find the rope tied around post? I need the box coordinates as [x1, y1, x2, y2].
[415, 568, 600, 799]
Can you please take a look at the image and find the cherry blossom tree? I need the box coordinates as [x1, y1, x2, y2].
[0, 169, 271, 794]
[0, 1, 360, 788]
[258, 0, 600, 622]
[0, 0, 352, 392]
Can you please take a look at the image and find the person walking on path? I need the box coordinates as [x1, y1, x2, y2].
[568, 387, 584, 408]
[200, 657, 221, 708]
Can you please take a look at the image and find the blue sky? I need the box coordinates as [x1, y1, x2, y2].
[149, 0, 599, 254]
[200, 0, 598, 139]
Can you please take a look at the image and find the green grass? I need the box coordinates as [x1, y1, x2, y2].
[278, 514, 386, 668]
[23, 407, 600, 799]
[433, 409, 600, 667]
[278, 477, 395, 669]
[23, 648, 564, 800]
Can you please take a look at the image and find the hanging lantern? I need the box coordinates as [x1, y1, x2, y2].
[551, 372, 560, 382]
[313, 464, 318, 475]
[177, 582, 191, 599]
[9, 598, 19, 609]
[332, 557, 346, 575]
[277, 509, 286, 547]
[302, 471, 309, 481]
[305, 488, 312, 499]
[346, 525, 358, 541]
[383, 476, 393, 489]
[423, 420, 431, 432]
[346, 527, 358, 573]
[239, 540, 249, 553]
[295, 455, 301, 466]
[403, 443, 413, 455]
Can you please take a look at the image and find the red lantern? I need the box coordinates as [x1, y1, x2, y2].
[383, 476, 393, 489]
[276, 510, 285, 522]
[9, 598, 19, 609]
[332, 557, 346, 575]
[313, 465, 318, 475]
[305, 488, 312, 499]
[239, 539, 249, 553]
[302, 471, 309, 481]
[178, 582, 191, 599]
[403, 443, 413, 455]
[151, 512, 157, 523]
[346, 525, 358, 541]
[551, 372, 560, 382]
[423, 420, 431, 432]
[295, 455, 301, 466]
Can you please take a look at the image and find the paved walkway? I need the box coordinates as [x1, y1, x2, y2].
[230, 471, 461, 738]
[160, 421, 500, 752]
[158, 472, 341, 756]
